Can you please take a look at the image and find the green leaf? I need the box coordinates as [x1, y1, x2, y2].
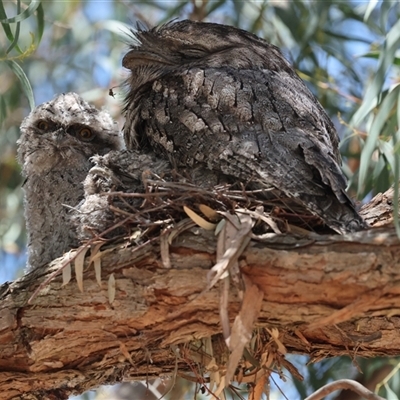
[5, 60, 35, 110]
[358, 85, 400, 196]
[352, 17, 400, 127]
[5, 0, 21, 54]
[363, 0, 379, 22]
[322, 29, 373, 44]
[385, 383, 400, 400]
[380, 0, 396, 33]
[0, 0, 23, 53]
[357, 51, 399, 66]
[35, 3, 44, 44]
[0, 0, 41, 24]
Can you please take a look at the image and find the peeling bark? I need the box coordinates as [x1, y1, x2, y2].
[0, 188, 398, 399]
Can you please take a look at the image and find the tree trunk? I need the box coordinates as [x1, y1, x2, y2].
[0, 188, 397, 400]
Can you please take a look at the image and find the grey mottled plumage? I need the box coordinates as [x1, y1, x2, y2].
[75, 150, 168, 240]
[123, 20, 365, 233]
[75, 149, 231, 240]
[18, 92, 124, 269]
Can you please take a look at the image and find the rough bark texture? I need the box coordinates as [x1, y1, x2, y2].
[0, 188, 397, 400]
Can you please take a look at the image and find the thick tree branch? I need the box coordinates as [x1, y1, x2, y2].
[0, 188, 397, 399]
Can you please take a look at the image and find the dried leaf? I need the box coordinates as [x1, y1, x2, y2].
[199, 204, 219, 220]
[243, 347, 261, 368]
[205, 349, 220, 393]
[119, 342, 134, 366]
[220, 278, 230, 342]
[260, 351, 274, 369]
[266, 328, 287, 355]
[75, 247, 89, 293]
[88, 242, 103, 265]
[208, 214, 253, 289]
[168, 219, 195, 245]
[108, 273, 116, 304]
[129, 229, 142, 241]
[214, 375, 226, 397]
[89, 247, 114, 263]
[240, 369, 267, 384]
[294, 329, 311, 349]
[62, 263, 71, 286]
[160, 232, 171, 268]
[215, 218, 226, 236]
[94, 258, 101, 287]
[225, 276, 263, 386]
[249, 371, 268, 400]
[237, 207, 281, 234]
[280, 356, 304, 381]
[216, 221, 231, 342]
[88, 244, 104, 286]
[236, 366, 244, 384]
[218, 210, 241, 230]
[287, 224, 313, 235]
[184, 205, 217, 230]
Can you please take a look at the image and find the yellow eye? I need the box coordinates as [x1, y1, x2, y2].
[37, 120, 49, 130]
[78, 127, 94, 141]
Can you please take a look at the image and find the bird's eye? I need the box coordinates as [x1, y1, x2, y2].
[78, 127, 94, 141]
[36, 120, 49, 131]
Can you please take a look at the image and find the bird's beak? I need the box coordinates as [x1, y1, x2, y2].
[52, 128, 66, 143]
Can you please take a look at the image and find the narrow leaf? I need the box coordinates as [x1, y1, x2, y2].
[35, 3, 44, 43]
[183, 205, 217, 230]
[352, 18, 400, 127]
[208, 214, 252, 289]
[358, 86, 400, 195]
[0, 0, 41, 24]
[108, 274, 116, 304]
[62, 263, 71, 286]
[363, 0, 379, 22]
[199, 204, 219, 220]
[94, 258, 101, 287]
[225, 276, 263, 385]
[5, 0, 20, 54]
[75, 247, 89, 293]
[5, 60, 35, 110]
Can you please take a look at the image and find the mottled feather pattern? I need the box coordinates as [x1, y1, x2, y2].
[18, 21, 366, 272]
[123, 20, 365, 233]
[17, 93, 124, 269]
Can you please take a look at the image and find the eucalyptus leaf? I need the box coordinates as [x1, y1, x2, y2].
[358, 85, 400, 195]
[4, 60, 35, 110]
[0, 0, 41, 24]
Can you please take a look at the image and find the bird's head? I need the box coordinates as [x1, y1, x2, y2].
[18, 93, 124, 175]
[122, 19, 293, 93]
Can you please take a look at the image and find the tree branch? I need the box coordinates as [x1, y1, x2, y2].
[305, 379, 385, 400]
[0, 188, 397, 399]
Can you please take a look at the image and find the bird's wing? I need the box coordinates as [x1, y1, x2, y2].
[129, 67, 364, 233]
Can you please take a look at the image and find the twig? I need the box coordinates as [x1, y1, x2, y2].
[304, 379, 386, 400]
